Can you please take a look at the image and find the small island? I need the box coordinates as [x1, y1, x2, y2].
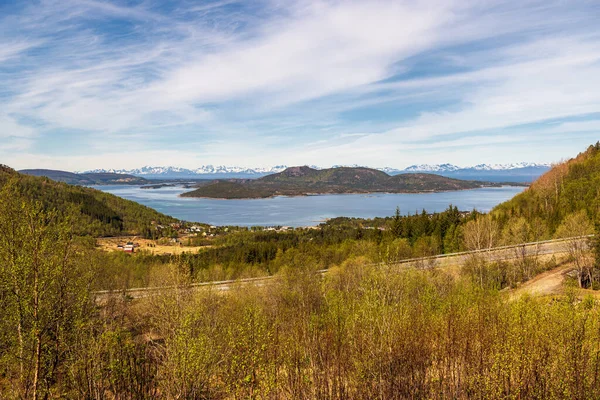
[180, 166, 519, 199]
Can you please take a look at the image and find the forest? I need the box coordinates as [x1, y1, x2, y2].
[1, 143, 600, 398]
[0, 165, 176, 237]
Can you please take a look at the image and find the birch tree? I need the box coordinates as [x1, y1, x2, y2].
[0, 178, 91, 399]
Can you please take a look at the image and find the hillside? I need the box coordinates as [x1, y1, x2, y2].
[1, 165, 175, 237]
[19, 169, 149, 185]
[493, 142, 600, 233]
[181, 166, 510, 199]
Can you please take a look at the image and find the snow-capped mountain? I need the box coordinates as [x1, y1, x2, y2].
[398, 162, 551, 183]
[403, 163, 461, 172]
[469, 162, 551, 171]
[331, 164, 367, 169]
[82, 162, 551, 182]
[403, 162, 550, 172]
[83, 165, 289, 177]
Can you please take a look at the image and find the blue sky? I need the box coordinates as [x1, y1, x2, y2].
[1, 0, 600, 171]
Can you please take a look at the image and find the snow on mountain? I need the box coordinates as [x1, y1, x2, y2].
[82, 162, 552, 177]
[403, 163, 461, 172]
[404, 162, 550, 172]
[331, 164, 367, 169]
[378, 167, 403, 174]
[469, 162, 551, 171]
[82, 165, 290, 176]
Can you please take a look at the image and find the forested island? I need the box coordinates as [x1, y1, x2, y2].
[181, 166, 518, 199]
[2, 143, 600, 398]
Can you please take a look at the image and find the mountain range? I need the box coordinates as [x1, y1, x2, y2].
[82, 165, 291, 178]
[401, 162, 550, 172]
[82, 162, 551, 182]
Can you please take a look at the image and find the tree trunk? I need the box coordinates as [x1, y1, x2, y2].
[33, 333, 41, 400]
[32, 230, 40, 400]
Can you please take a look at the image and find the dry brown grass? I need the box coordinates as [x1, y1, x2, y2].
[96, 236, 211, 255]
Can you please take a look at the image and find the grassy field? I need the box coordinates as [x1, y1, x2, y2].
[97, 236, 212, 255]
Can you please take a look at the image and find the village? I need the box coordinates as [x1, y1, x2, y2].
[98, 221, 296, 255]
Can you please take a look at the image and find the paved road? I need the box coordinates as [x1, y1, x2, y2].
[93, 235, 591, 303]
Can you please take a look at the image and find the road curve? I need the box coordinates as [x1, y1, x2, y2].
[93, 235, 591, 302]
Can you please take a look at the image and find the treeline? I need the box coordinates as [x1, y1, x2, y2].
[101, 200, 596, 289]
[112, 206, 473, 286]
[0, 165, 175, 237]
[75, 141, 600, 290]
[4, 144, 600, 397]
[493, 142, 600, 232]
[3, 238, 600, 398]
[0, 178, 597, 398]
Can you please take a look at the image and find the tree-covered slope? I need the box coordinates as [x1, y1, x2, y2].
[493, 142, 600, 233]
[19, 169, 149, 185]
[1, 165, 176, 237]
[182, 166, 504, 199]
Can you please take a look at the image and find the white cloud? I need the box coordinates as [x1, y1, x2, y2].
[1, 0, 599, 170]
[149, 1, 448, 106]
[0, 40, 43, 63]
[0, 115, 37, 154]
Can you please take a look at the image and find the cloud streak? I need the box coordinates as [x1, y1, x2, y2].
[0, 0, 599, 170]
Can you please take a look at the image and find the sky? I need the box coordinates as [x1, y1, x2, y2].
[1, 0, 600, 171]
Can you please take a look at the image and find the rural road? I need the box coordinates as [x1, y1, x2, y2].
[93, 235, 591, 303]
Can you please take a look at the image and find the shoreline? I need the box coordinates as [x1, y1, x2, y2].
[90, 185, 526, 228]
[178, 184, 527, 200]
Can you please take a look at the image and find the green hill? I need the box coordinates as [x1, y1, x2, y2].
[492, 142, 600, 233]
[182, 166, 507, 199]
[1, 165, 176, 237]
[19, 169, 149, 185]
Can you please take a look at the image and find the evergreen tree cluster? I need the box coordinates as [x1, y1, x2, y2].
[0, 166, 176, 237]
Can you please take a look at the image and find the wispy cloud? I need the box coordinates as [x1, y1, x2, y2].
[0, 0, 599, 170]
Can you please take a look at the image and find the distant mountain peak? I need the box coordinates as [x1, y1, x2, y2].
[81, 165, 290, 176]
[403, 162, 551, 172]
[403, 163, 461, 172]
[282, 166, 316, 177]
[81, 162, 552, 178]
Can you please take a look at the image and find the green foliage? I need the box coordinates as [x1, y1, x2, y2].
[0, 180, 95, 399]
[87, 205, 480, 287]
[493, 142, 600, 235]
[19, 262, 600, 399]
[0, 167, 176, 237]
[19, 169, 150, 185]
[6, 141, 600, 397]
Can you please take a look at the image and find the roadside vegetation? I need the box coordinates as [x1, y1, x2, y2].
[1, 143, 600, 398]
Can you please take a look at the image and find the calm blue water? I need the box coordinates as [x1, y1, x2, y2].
[92, 185, 525, 227]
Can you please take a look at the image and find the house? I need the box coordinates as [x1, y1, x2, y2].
[123, 242, 134, 253]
